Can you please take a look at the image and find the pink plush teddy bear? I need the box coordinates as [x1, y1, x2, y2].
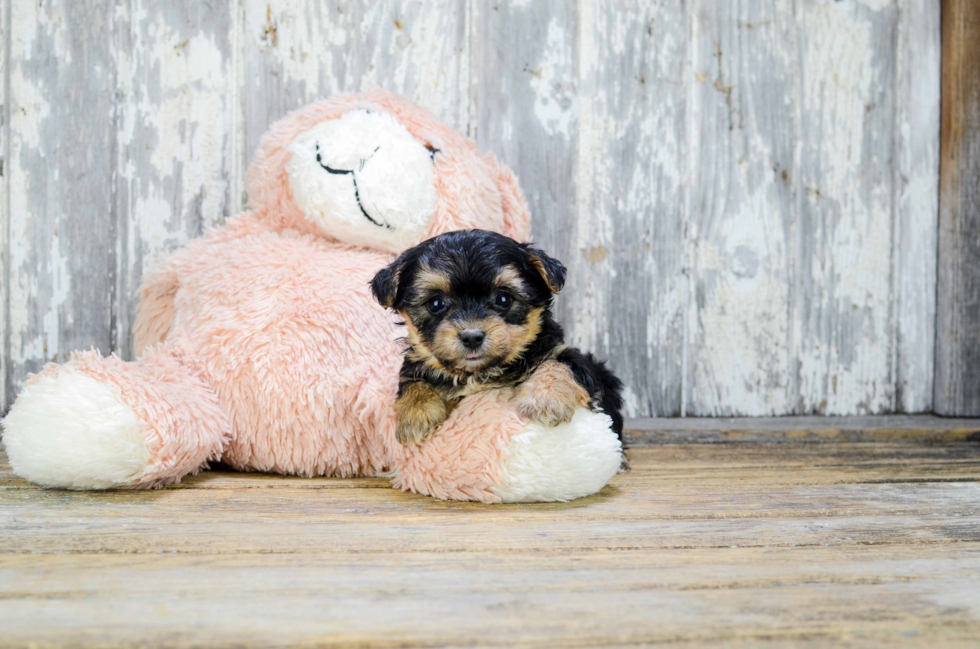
[2, 91, 622, 503]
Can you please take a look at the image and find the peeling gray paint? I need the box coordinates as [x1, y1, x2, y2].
[7, 0, 117, 405]
[0, 0, 941, 417]
[112, 0, 237, 360]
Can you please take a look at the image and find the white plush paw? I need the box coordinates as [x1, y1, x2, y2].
[491, 407, 623, 503]
[2, 367, 150, 489]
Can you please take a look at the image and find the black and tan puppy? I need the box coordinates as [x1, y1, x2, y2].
[371, 229, 623, 447]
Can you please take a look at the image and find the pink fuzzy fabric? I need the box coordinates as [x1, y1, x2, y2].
[391, 389, 525, 503]
[22, 91, 538, 502]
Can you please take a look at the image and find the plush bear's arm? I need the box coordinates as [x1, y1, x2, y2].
[134, 211, 279, 357]
[133, 262, 179, 357]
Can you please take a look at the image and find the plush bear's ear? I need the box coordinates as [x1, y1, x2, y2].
[371, 257, 405, 309]
[526, 246, 566, 294]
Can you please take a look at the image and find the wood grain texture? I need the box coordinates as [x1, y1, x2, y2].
[688, 0, 938, 416]
[6, 0, 117, 406]
[0, 1, 943, 418]
[796, 0, 901, 416]
[573, 1, 688, 416]
[1, 0, 9, 409]
[242, 0, 469, 175]
[935, 0, 980, 416]
[896, 0, 940, 413]
[111, 1, 239, 360]
[687, 0, 800, 416]
[2, 441, 980, 646]
[3, 546, 979, 647]
[626, 413, 980, 445]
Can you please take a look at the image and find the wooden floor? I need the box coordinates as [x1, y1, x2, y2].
[3, 426, 980, 647]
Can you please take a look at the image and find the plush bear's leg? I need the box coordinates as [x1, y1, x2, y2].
[3, 344, 232, 490]
[390, 389, 623, 504]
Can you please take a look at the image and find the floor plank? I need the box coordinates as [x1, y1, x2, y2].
[2, 441, 980, 646]
[625, 414, 980, 445]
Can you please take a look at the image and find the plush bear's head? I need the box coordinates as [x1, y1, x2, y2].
[245, 91, 530, 253]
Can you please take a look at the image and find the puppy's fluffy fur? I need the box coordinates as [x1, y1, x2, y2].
[371, 229, 624, 446]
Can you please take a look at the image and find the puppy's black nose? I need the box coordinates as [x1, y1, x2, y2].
[459, 328, 486, 350]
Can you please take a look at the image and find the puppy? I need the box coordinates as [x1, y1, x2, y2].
[371, 229, 624, 448]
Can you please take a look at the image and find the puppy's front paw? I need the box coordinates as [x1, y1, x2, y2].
[395, 382, 451, 446]
[513, 360, 591, 427]
[515, 391, 578, 427]
[396, 418, 440, 446]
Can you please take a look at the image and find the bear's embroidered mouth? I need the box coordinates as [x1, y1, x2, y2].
[315, 142, 393, 230]
[285, 109, 440, 253]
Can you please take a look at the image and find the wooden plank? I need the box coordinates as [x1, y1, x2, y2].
[687, 0, 799, 416]
[935, 0, 980, 416]
[0, 2, 944, 418]
[687, 1, 929, 417]
[3, 444, 980, 555]
[794, 0, 900, 415]
[0, 0, 8, 411]
[111, 2, 238, 360]
[6, 440, 980, 487]
[5, 0, 117, 406]
[468, 0, 577, 310]
[895, 0, 940, 413]
[2, 545, 979, 647]
[626, 414, 980, 445]
[242, 0, 469, 176]
[2, 442, 980, 645]
[570, 1, 687, 416]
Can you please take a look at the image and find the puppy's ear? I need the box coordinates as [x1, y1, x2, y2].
[526, 246, 566, 294]
[371, 256, 405, 308]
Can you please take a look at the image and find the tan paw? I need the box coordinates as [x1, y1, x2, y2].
[396, 417, 440, 446]
[395, 382, 450, 446]
[515, 392, 579, 427]
[513, 360, 591, 427]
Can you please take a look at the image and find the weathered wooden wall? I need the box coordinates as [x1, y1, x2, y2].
[935, 0, 980, 416]
[0, 0, 941, 417]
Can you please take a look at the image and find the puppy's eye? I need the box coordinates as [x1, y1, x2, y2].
[493, 293, 512, 309]
[427, 296, 448, 314]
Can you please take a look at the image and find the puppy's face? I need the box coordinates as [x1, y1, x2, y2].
[371, 230, 566, 375]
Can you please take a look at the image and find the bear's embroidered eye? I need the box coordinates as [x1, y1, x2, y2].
[427, 296, 448, 314]
[493, 293, 512, 309]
